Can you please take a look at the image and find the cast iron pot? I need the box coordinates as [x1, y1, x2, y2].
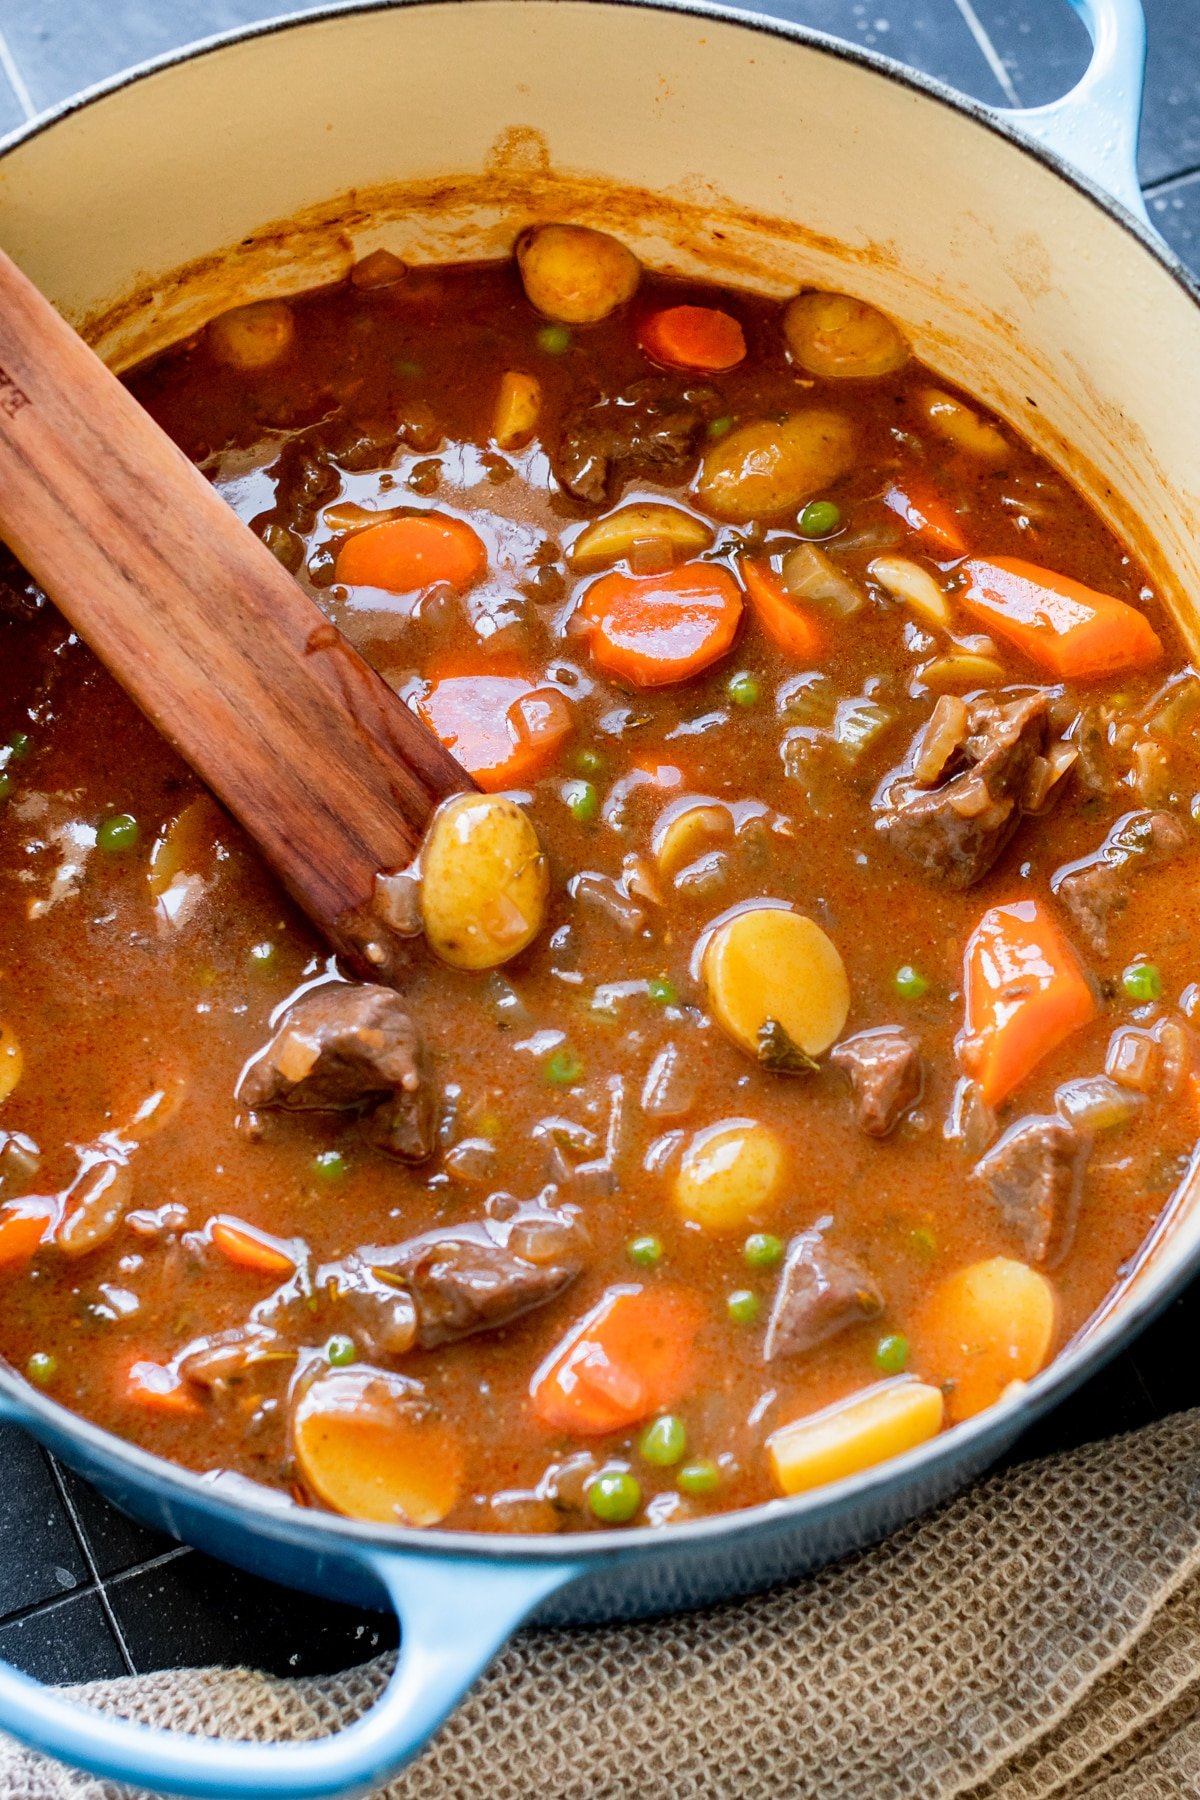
[0, 1, 1197, 1792]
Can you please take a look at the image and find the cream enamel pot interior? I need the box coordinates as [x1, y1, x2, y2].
[0, 2, 1199, 1795]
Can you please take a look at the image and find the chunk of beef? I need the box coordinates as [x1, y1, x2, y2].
[237, 983, 436, 1162]
[831, 1028, 924, 1137]
[873, 689, 1050, 888]
[553, 378, 720, 504]
[1053, 809, 1188, 953]
[764, 1227, 884, 1361]
[348, 1217, 584, 1349]
[971, 1115, 1090, 1267]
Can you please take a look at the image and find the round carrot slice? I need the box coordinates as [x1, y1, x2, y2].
[418, 674, 572, 790]
[740, 559, 823, 659]
[294, 1367, 464, 1525]
[0, 1197, 55, 1268]
[530, 1285, 704, 1435]
[578, 562, 743, 687]
[334, 513, 487, 594]
[639, 305, 747, 373]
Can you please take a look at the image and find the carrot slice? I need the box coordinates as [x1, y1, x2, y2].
[639, 305, 747, 373]
[883, 479, 968, 557]
[960, 556, 1163, 680]
[0, 1197, 55, 1268]
[418, 674, 573, 790]
[210, 1217, 297, 1278]
[125, 1360, 203, 1416]
[334, 513, 487, 594]
[530, 1285, 703, 1435]
[578, 562, 742, 688]
[960, 899, 1097, 1107]
[740, 559, 823, 660]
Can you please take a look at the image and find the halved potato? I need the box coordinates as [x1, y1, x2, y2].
[207, 299, 296, 370]
[492, 372, 542, 450]
[916, 387, 1009, 461]
[568, 504, 714, 573]
[769, 1379, 944, 1495]
[697, 412, 855, 522]
[703, 907, 850, 1064]
[673, 1119, 785, 1232]
[914, 1256, 1056, 1423]
[293, 1367, 464, 1525]
[516, 223, 640, 324]
[783, 292, 909, 380]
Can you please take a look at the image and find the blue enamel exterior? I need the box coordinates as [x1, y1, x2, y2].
[0, 2, 1169, 1794]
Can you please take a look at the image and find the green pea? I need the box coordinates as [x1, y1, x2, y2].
[894, 964, 929, 1001]
[798, 500, 842, 538]
[392, 356, 424, 378]
[908, 1225, 938, 1260]
[311, 1150, 348, 1184]
[249, 941, 278, 970]
[574, 746, 605, 777]
[743, 1232, 784, 1270]
[727, 1288, 760, 1326]
[587, 1468, 642, 1524]
[7, 732, 31, 761]
[874, 1332, 910, 1375]
[26, 1351, 57, 1387]
[628, 1233, 664, 1269]
[0, 771, 12, 803]
[639, 1414, 688, 1467]
[562, 778, 599, 825]
[678, 1458, 720, 1496]
[544, 1045, 584, 1086]
[326, 1335, 357, 1368]
[727, 671, 761, 709]
[1122, 961, 1163, 1002]
[96, 812, 140, 854]
[537, 324, 571, 355]
[647, 975, 678, 1007]
[706, 415, 733, 440]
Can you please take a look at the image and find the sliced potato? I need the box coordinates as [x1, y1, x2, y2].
[868, 555, 950, 628]
[914, 1256, 1056, 1424]
[207, 299, 295, 370]
[919, 651, 1005, 690]
[673, 1118, 785, 1232]
[697, 412, 856, 522]
[704, 906, 850, 1063]
[783, 291, 909, 380]
[492, 371, 542, 450]
[0, 1020, 22, 1104]
[516, 223, 640, 324]
[421, 793, 548, 971]
[917, 387, 1009, 462]
[769, 1379, 944, 1495]
[653, 799, 733, 878]
[568, 504, 714, 573]
[149, 795, 225, 902]
[293, 1367, 464, 1525]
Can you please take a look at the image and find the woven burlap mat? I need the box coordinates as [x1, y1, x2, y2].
[7, 1409, 1200, 1798]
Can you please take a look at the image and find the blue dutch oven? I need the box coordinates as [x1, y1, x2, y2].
[0, 0, 1198, 1793]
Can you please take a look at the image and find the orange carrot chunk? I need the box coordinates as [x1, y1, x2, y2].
[125, 1360, 203, 1416]
[334, 513, 487, 594]
[0, 1197, 55, 1268]
[530, 1285, 703, 1434]
[960, 557, 1163, 680]
[883, 478, 968, 558]
[578, 562, 742, 687]
[639, 305, 747, 373]
[418, 673, 573, 791]
[960, 899, 1097, 1108]
[740, 559, 823, 660]
[210, 1217, 297, 1278]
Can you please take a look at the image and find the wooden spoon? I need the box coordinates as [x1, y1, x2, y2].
[0, 248, 472, 982]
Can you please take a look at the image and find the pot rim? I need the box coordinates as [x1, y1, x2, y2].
[1, 0, 1197, 1570]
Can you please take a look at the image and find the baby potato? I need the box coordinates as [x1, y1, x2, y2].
[768, 1379, 944, 1496]
[914, 1256, 1056, 1424]
[492, 371, 542, 450]
[568, 504, 714, 573]
[703, 906, 850, 1065]
[516, 223, 640, 324]
[421, 793, 548, 971]
[0, 1020, 22, 1104]
[917, 387, 1010, 462]
[673, 1118, 785, 1232]
[696, 411, 855, 522]
[782, 291, 909, 380]
[293, 1367, 464, 1525]
[206, 299, 296, 370]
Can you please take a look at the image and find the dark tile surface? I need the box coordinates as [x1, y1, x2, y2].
[0, 0, 1197, 1698]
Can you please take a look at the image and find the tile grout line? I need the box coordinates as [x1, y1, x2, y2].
[0, 26, 36, 122]
[949, 0, 1022, 108]
[45, 1458, 137, 1676]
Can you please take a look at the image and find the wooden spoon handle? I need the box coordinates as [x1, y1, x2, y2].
[0, 248, 470, 980]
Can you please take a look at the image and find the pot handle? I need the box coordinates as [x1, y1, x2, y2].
[0, 1453, 581, 1800]
[994, 0, 1149, 223]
